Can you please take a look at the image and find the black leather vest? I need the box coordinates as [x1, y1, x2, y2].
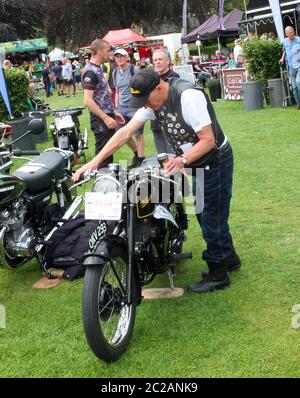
[156, 78, 226, 166]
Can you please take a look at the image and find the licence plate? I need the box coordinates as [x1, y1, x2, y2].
[55, 115, 74, 130]
[85, 192, 122, 220]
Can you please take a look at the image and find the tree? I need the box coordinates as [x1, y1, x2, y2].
[0, 0, 47, 42]
[0, 0, 247, 48]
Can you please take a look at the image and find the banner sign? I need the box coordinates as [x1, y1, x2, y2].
[173, 65, 195, 83]
[222, 68, 246, 100]
[0, 38, 48, 54]
[218, 0, 225, 30]
[268, 0, 284, 42]
[0, 67, 12, 118]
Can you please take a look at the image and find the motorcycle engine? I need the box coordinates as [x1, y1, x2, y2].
[0, 198, 35, 258]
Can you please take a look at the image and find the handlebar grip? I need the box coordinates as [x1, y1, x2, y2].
[12, 150, 40, 157]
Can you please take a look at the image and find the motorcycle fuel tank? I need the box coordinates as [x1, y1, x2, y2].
[0, 174, 26, 207]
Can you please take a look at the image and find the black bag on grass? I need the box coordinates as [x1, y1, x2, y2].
[43, 213, 99, 281]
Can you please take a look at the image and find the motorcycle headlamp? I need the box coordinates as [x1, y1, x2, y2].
[93, 175, 121, 194]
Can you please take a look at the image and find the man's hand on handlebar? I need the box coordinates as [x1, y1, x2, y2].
[72, 160, 98, 182]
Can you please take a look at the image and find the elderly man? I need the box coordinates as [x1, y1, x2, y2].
[151, 48, 179, 153]
[280, 26, 300, 109]
[73, 69, 241, 293]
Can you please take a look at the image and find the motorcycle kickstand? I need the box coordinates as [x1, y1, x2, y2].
[34, 253, 52, 279]
[167, 265, 176, 291]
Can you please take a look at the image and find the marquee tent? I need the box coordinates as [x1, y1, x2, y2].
[182, 9, 243, 43]
[102, 29, 151, 46]
[239, 0, 300, 36]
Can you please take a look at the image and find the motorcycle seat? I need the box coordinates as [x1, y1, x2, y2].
[13, 151, 67, 193]
[69, 109, 82, 118]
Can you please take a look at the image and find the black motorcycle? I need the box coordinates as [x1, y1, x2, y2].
[49, 106, 88, 164]
[74, 157, 192, 362]
[0, 118, 83, 272]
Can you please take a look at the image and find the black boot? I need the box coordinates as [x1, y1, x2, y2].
[187, 262, 230, 293]
[129, 152, 145, 168]
[202, 249, 241, 279]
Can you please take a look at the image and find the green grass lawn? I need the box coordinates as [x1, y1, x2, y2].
[0, 90, 300, 378]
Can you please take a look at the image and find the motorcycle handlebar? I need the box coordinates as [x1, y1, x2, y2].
[52, 106, 85, 113]
[12, 150, 40, 157]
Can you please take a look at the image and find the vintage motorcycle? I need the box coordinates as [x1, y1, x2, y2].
[0, 118, 83, 273]
[73, 156, 192, 362]
[49, 106, 88, 164]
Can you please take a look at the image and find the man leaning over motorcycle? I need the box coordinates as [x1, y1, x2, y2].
[72, 69, 241, 294]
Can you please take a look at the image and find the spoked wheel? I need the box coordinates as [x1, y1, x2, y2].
[82, 245, 136, 362]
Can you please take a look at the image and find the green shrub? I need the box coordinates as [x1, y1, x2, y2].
[0, 67, 29, 121]
[242, 38, 283, 82]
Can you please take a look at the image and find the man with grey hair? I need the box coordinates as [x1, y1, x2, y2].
[151, 49, 179, 153]
[81, 39, 125, 167]
[280, 26, 300, 109]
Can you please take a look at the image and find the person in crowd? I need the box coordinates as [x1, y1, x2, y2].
[3, 59, 12, 69]
[62, 58, 73, 97]
[246, 31, 255, 42]
[268, 31, 276, 41]
[112, 48, 145, 168]
[70, 60, 77, 97]
[41, 63, 52, 97]
[235, 55, 245, 68]
[73, 69, 241, 293]
[73, 60, 82, 91]
[220, 43, 230, 58]
[151, 48, 179, 154]
[139, 58, 147, 69]
[227, 52, 236, 69]
[52, 61, 63, 95]
[33, 57, 45, 80]
[233, 39, 243, 63]
[194, 60, 213, 83]
[128, 51, 137, 65]
[280, 26, 300, 109]
[162, 45, 172, 62]
[81, 39, 125, 166]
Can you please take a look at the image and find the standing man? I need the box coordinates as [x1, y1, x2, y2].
[280, 26, 300, 109]
[52, 62, 63, 96]
[62, 58, 73, 97]
[151, 49, 179, 154]
[113, 48, 145, 168]
[73, 69, 241, 293]
[81, 39, 125, 167]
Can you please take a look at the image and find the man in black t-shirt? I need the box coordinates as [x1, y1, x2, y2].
[81, 39, 125, 166]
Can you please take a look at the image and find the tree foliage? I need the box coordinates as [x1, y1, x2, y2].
[0, 0, 246, 48]
[0, 0, 47, 42]
[44, 0, 246, 48]
[242, 38, 283, 82]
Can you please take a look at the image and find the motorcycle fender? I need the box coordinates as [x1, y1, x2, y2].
[153, 204, 179, 228]
[82, 235, 125, 267]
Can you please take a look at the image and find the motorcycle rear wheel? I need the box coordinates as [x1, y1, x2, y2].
[82, 245, 136, 362]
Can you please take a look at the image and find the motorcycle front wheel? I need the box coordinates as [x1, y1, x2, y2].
[82, 245, 136, 362]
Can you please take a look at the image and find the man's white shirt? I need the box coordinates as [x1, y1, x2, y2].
[133, 89, 212, 133]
